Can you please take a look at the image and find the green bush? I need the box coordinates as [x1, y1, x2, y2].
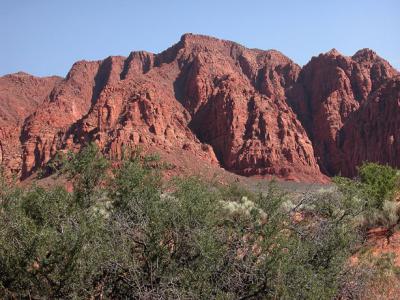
[0, 185, 111, 298]
[1, 149, 397, 299]
[334, 162, 400, 230]
[359, 163, 399, 210]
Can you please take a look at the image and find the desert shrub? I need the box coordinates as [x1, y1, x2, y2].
[359, 163, 399, 208]
[62, 143, 109, 208]
[2, 147, 397, 299]
[0, 185, 112, 299]
[338, 252, 400, 299]
[362, 163, 400, 229]
[283, 188, 365, 299]
[0, 145, 114, 299]
[334, 163, 400, 230]
[364, 253, 400, 299]
[83, 150, 355, 299]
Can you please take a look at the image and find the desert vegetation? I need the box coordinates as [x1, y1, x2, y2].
[1, 144, 400, 299]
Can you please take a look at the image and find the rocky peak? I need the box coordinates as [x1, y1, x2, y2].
[180, 33, 222, 45]
[326, 48, 342, 56]
[288, 45, 399, 176]
[352, 48, 378, 62]
[121, 51, 154, 79]
[8, 71, 33, 78]
[179, 33, 243, 51]
[352, 48, 398, 75]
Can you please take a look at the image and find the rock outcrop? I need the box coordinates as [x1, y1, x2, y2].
[339, 76, 400, 176]
[0, 72, 61, 174]
[288, 48, 398, 176]
[0, 34, 399, 181]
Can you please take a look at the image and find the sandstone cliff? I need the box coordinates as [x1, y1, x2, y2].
[288, 48, 398, 176]
[0, 34, 399, 181]
[0, 72, 61, 174]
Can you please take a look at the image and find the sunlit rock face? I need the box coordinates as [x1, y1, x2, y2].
[0, 34, 398, 181]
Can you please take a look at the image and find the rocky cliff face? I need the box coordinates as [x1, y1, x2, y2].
[0, 72, 61, 174]
[339, 76, 400, 177]
[288, 48, 398, 176]
[0, 34, 399, 181]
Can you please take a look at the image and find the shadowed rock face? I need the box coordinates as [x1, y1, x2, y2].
[0, 34, 398, 181]
[338, 77, 400, 177]
[288, 48, 398, 176]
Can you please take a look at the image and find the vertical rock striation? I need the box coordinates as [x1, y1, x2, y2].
[0, 34, 399, 181]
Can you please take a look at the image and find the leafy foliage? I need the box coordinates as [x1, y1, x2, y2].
[359, 163, 399, 209]
[0, 185, 110, 298]
[1, 150, 399, 299]
[334, 162, 400, 230]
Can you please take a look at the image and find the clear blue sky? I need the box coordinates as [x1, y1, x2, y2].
[1, 0, 399, 77]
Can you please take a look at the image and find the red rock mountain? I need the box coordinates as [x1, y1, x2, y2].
[0, 34, 398, 181]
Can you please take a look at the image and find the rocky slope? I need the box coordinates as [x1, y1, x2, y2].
[0, 34, 399, 181]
